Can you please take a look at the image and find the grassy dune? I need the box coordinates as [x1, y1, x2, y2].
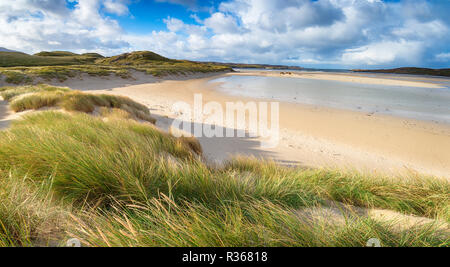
[0, 84, 448, 247]
[70, 197, 448, 247]
[1, 85, 156, 123]
[0, 51, 231, 84]
[34, 51, 103, 59]
[0, 112, 448, 246]
[0, 84, 69, 101]
[0, 51, 101, 67]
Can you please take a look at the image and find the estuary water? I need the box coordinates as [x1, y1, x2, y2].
[209, 74, 450, 124]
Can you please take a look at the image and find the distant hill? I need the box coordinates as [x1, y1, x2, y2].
[352, 67, 450, 77]
[34, 51, 80, 57]
[34, 51, 104, 58]
[200, 61, 304, 70]
[0, 47, 19, 53]
[97, 51, 171, 65]
[0, 51, 78, 67]
[1, 49, 298, 71]
[80, 53, 104, 58]
[0, 51, 105, 67]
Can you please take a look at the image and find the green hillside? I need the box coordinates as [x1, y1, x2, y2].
[80, 53, 104, 58]
[97, 51, 171, 65]
[0, 52, 81, 67]
[0, 50, 231, 83]
[34, 51, 104, 59]
[34, 51, 80, 57]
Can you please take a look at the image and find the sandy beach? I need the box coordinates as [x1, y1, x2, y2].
[2, 71, 449, 178]
[231, 70, 447, 88]
[1, 70, 449, 239]
[57, 70, 450, 179]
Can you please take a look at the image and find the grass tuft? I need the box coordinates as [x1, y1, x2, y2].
[178, 136, 203, 156]
[0, 171, 69, 247]
[10, 91, 65, 112]
[2, 85, 157, 124]
[68, 196, 449, 247]
[1, 71, 33, 84]
[0, 84, 69, 101]
[225, 157, 450, 220]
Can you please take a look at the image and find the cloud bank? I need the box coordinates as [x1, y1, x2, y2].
[0, 0, 449, 68]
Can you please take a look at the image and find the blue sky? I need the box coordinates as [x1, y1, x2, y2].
[1, 0, 450, 69]
[117, 1, 219, 33]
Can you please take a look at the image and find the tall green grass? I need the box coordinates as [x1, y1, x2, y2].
[0, 100, 448, 246]
[10, 91, 66, 112]
[69, 196, 449, 247]
[0, 112, 315, 208]
[0, 111, 448, 220]
[225, 157, 450, 221]
[0, 171, 69, 247]
[0, 112, 202, 202]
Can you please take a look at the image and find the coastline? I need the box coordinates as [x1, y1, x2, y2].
[229, 70, 447, 88]
[73, 71, 450, 179]
[2, 71, 449, 178]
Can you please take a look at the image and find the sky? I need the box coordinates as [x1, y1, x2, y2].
[0, 0, 450, 69]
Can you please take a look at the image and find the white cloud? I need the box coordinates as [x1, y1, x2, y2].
[0, 0, 129, 55]
[0, 0, 69, 17]
[164, 17, 185, 32]
[204, 13, 240, 34]
[48, 41, 62, 45]
[163, 17, 206, 35]
[103, 0, 129, 16]
[341, 40, 423, 65]
[0, 0, 449, 67]
[392, 19, 448, 40]
[435, 53, 450, 62]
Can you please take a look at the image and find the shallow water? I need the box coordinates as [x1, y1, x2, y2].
[209, 74, 450, 124]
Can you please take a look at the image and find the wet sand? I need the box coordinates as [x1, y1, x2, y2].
[231, 70, 447, 88]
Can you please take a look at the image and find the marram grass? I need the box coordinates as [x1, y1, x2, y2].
[225, 157, 450, 221]
[69, 196, 448, 247]
[0, 99, 448, 246]
[0, 111, 318, 208]
[2, 84, 156, 123]
[0, 84, 69, 101]
[0, 171, 70, 247]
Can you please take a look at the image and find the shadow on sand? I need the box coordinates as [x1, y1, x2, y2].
[0, 100, 12, 130]
[152, 113, 302, 167]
